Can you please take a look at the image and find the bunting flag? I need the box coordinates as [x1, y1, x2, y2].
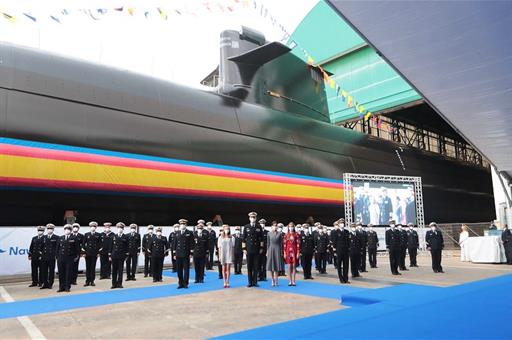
[329, 78, 335, 89]
[307, 56, 314, 65]
[23, 12, 36, 22]
[2, 12, 16, 22]
[157, 7, 167, 20]
[50, 15, 60, 23]
[127, 8, 135, 16]
[347, 96, 353, 107]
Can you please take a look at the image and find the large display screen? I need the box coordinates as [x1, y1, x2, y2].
[352, 181, 416, 225]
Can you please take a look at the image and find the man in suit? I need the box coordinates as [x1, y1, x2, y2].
[206, 222, 216, 270]
[193, 222, 209, 283]
[83, 221, 102, 286]
[28, 226, 45, 287]
[109, 222, 128, 288]
[100, 222, 114, 279]
[125, 224, 141, 281]
[385, 220, 401, 275]
[501, 224, 512, 264]
[40, 224, 59, 289]
[331, 220, 350, 283]
[70, 223, 84, 285]
[173, 219, 194, 288]
[367, 224, 379, 268]
[300, 223, 315, 280]
[426, 222, 444, 273]
[407, 223, 419, 267]
[242, 212, 264, 287]
[142, 225, 154, 277]
[148, 227, 169, 282]
[56, 224, 80, 292]
[398, 224, 409, 271]
[258, 219, 268, 281]
[379, 188, 393, 225]
[233, 226, 244, 274]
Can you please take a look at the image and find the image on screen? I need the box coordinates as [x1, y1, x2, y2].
[352, 181, 416, 226]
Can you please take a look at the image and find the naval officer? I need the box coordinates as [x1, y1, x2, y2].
[242, 212, 264, 287]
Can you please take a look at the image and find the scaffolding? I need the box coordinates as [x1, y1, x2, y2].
[343, 172, 426, 249]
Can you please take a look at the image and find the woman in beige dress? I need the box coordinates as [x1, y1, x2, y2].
[217, 224, 235, 288]
[459, 224, 470, 261]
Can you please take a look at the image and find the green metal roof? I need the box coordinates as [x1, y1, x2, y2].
[289, 1, 421, 123]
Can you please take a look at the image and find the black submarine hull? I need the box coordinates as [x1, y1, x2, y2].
[0, 43, 494, 225]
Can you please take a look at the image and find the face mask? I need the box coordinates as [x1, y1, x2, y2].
[118, 229, 123, 234]
[180, 225, 186, 231]
[131, 228, 136, 233]
[340, 224, 345, 228]
[249, 217, 256, 223]
[297, 228, 302, 232]
[289, 227, 294, 232]
[351, 228, 356, 232]
[148, 230, 153, 234]
[369, 227, 373, 231]
[305, 229, 310, 235]
[259, 223, 265, 228]
[397, 226, 402, 229]
[47, 229, 53, 235]
[319, 229, 324, 234]
[73, 227, 78, 232]
[90, 227, 96, 232]
[38, 231, 43, 236]
[235, 230, 240, 234]
[207, 226, 212, 230]
[64, 229, 71, 235]
[174, 228, 178, 232]
[431, 227, 436, 231]
[224, 229, 230, 235]
[156, 231, 162, 236]
[278, 228, 282, 233]
[105, 228, 111, 233]
[390, 224, 395, 228]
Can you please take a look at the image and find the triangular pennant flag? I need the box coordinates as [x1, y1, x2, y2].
[50, 15, 61, 23]
[307, 56, 314, 65]
[341, 90, 348, 98]
[2, 12, 16, 23]
[114, 7, 124, 12]
[347, 96, 353, 107]
[127, 8, 135, 16]
[157, 7, 168, 20]
[329, 78, 335, 89]
[23, 12, 37, 22]
[61, 9, 69, 15]
[359, 105, 365, 114]
[144, 11, 150, 19]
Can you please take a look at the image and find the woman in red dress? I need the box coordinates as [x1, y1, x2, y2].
[283, 223, 301, 286]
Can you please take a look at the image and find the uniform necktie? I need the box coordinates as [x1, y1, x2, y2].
[66, 235, 68, 241]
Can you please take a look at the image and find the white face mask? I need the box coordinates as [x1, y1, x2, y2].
[156, 231, 162, 236]
[278, 228, 282, 233]
[249, 217, 256, 223]
[235, 230, 240, 235]
[305, 229, 310, 235]
[148, 230, 153, 234]
[368, 227, 373, 231]
[207, 226, 212, 230]
[197, 229, 202, 234]
[90, 227, 96, 232]
[431, 227, 436, 231]
[105, 228, 111, 233]
[180, 225, 186, 231]
[297, 228, 302, 232]
[223, 229, 230, 235]
[340, 223, 345, 228]
[131, 228, 136, 233]
[319, 229, 324, 234]
[390, 224, 395, 228]
[47, 229, 53, 235]
[38, 231, 43, 236]
[334, 225, 339, 229]
[118, 228, 123, 234]
[289, 227, 294, 232]
[73, 227, 79, 232]
[351, 228, 356, 232]
[259, 223, 265, 228]
[64, 229, 71, 235]
[174, 228, 178, 232]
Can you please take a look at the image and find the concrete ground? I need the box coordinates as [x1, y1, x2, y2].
[1, 250, 510, 339]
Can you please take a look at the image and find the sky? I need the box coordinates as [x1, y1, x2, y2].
[0, 0, 318, 88]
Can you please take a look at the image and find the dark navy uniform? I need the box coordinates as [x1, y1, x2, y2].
[125, 230, 141, 280]
[258, 227, 268, 281]
[40, 232, 59, 288]
[502, 227, 512, 264]
[56, 233, 80, 292]
[300, 231, 315, 279]
[426, 227, 444, 273]
[367, 229, 379, 268]
[193, 230, 209, 283]
[142, 231, 154, 276]
[349, 231, 362, 278]
[83, 230, 102, 285]
[109, 233, 128, 288]
[100, 230, 114, 279]
[314, 232, 329, 274]
[357, 228, 368, 272]
[398, 228, 409, 270]
[28, 232, 45, 286]
[233, 231, 244, 274]
[242, 222, 264, 287]
[148, 233, 168, 282]
[206, 227, 217, 269]
[169, 228, 178, 272]
[331, 228, 350, 283]
[173, 228, 194, 288]
[385, 227, 401, 275]
[71, 230, 84, 285]
[407, 228, 419, 267]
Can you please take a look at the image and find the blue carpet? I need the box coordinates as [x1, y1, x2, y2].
[216, 274, 512, 339]
[0, 269, 363, 319]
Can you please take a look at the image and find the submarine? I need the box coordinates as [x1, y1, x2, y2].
[0, 27, 494, 226]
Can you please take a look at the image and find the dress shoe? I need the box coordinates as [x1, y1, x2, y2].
[57, 289, 64, 292]
[247, 284, 253, 288]
[71, 282, 77, 285]
[144, 274, 148, 277]
[65, 289, 70, 292]
[117, 285, 124, 289]
[132, 278, 136, 281]
[84, 282, 90, 287]
[253, 284, 260, 287]
[29, 283, 38, 287]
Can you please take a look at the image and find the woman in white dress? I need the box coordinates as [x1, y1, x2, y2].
[459, 224, 470, 261]
[217, 224, 235, 288]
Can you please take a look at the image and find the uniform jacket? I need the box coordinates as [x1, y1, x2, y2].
[330, 229, 350, 253]
[148, 235, 169, 258]
[142, 233, 154, 253]
[173, 229, 194, 258]
[56, 234, 80, 259]
[207, 229, 217, 250]
[385, 228, 401, 250]
[349, 232, 362, 254]
[41, 234, 59, 261]
[502, 229, 512, 245]
[367, 230, 379, 249]
[83, 231, 102, 256]
[407, 230, 419, 249]
[234, 233, 244, 256]
[109, 233, 128, 259]
[126, 232, 141, 255]
[100, 232, 114, 255]
[242, 223, 264, 254]
[72, 232, 84, 253]
[426, 229, 444, 250]
[357, 229, 368, 250]
[314, 233, 329, 253]
[300, 233, 315, 255]
[398, 229, 408, 248]
[29, 235, 45, 260]
[193, 231, 209, 258]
